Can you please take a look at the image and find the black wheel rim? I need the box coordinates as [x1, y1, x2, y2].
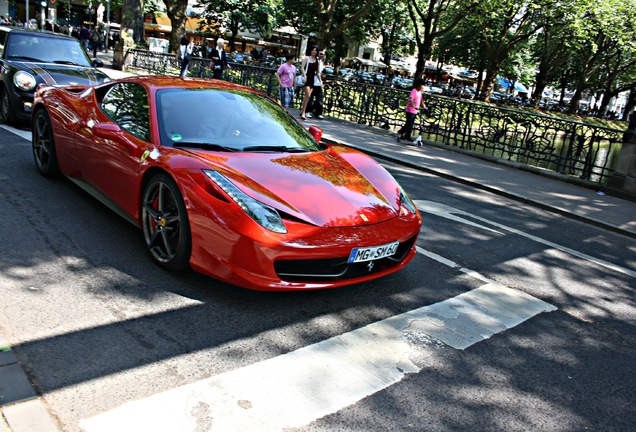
[33, 112, 52, 170]
[142, 181, 183, 263]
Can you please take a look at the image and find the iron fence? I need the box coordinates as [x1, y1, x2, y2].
[124, 49, 623, 185]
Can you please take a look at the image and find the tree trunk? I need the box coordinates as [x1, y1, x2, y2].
[121, 0, 144, 44]
[164, 0, 189, 53]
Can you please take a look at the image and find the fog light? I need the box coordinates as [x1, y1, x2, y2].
[23, 102, 33, 112]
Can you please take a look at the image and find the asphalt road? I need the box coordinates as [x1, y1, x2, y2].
[0, 126, 634, 431]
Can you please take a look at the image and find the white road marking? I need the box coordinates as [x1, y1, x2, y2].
[416, 200, 636, 279]
[0, 124, 31, 141]
[80, 282, 555, 432]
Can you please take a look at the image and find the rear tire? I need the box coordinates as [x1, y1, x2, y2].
[32, 108, 60, 177]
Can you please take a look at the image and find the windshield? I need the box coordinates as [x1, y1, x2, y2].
[6, 33, 92, 66]
[156, 88, 322, 152]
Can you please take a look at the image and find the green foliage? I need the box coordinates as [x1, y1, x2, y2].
[195, 0, 280, 37]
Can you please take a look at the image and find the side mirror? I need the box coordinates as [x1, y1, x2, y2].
[93, 122, 122, 139]
[92, 59, 104, 68]
[308, 125, 323, 142]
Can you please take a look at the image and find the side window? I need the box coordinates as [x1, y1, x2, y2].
[100, 82, 150, 141]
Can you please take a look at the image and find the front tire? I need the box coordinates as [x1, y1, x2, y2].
[142, 173, 192, 271]
[32, 108, 60, 177]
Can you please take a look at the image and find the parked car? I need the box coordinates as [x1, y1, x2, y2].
[373, 73, 386, 85]
[393, 77, 413, 89]
[0, 26, 109, 124]
[31, 76, 422, 291]
[229, 52, 249, 63]
[356, 71, 374, 84]
[322, 66, 336, 80]
[335, 68, 352, 81]
[458, 69, 478, 79]
[423, 84, 444, 94]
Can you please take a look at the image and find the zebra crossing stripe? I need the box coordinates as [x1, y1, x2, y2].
[80, 283, 555, 432]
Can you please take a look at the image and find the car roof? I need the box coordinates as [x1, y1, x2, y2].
[107, 75, 266, 98]
[0, 25, 76, 41]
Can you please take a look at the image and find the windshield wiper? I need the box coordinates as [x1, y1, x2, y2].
[53, 60, 83, 66]
[174, 142, 240, 152]
[9, 55, 44, 62]
[242, 145, 310, 153]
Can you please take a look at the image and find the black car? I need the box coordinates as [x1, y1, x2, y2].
[0, 26, 109, 124]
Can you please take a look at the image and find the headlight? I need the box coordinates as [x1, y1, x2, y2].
[399, 186, 417, 215]
[204, 170, 287, 234]
[14, 71, 37, 91]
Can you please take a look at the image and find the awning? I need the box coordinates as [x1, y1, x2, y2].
[343, 57, 386, 68]
[258, 40, 296, 50]
[448, 73, 476, 83]
[497, 77, 529, 93]
[146, 14, 209, 34]
[390, 64, 410, 72]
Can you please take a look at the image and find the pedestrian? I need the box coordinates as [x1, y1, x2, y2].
[306, 49, 326, 119]
[209, 38, 230, 79]
[275, 53, 297, 108]
[397, 78, 427, 143]
[299, 45, 322, 120]
[90, 26, 102, 58]
[79, 25, 90, 50]
[198, 40, 210, 77]
[179, 35, 194, 78]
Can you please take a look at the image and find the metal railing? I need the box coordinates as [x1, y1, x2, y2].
[124, 49, 624, 185]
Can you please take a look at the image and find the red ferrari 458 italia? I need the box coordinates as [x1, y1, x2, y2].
[31, 76, 422, 291]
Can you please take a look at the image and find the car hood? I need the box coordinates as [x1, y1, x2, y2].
[19, 62, 107, 86]
[191, 146, 401, 227]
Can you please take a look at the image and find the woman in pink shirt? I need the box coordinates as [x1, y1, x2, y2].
[397, 78, 427, 143]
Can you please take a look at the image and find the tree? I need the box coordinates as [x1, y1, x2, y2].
[195, 0, 279, 52]
[564, 0, 636, 113]
[468, 0, 548, 99]
[527, 0, 586, 106]
[367, 2, 413, 69]
[404, 0, 467, 80]
[281, 0, 378, 49]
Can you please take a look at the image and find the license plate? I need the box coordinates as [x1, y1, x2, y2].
[347, 241, 400, 263]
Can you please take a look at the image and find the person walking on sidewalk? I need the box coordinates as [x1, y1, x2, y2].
[275, 53, 297, 108]
[306, 49, 326, 119]
[179, 35, 194, 78]
[90, 26, 102, 58]
[78, 25, 90, 50]
[299, 45, 322, 120]
[397, 78, 427, 143]
[210, 38, 230, 80]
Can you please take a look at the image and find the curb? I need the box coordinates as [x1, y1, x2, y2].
[0, 335, 59, 432]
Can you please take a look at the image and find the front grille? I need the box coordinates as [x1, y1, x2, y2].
[274, 236, 416, 282]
